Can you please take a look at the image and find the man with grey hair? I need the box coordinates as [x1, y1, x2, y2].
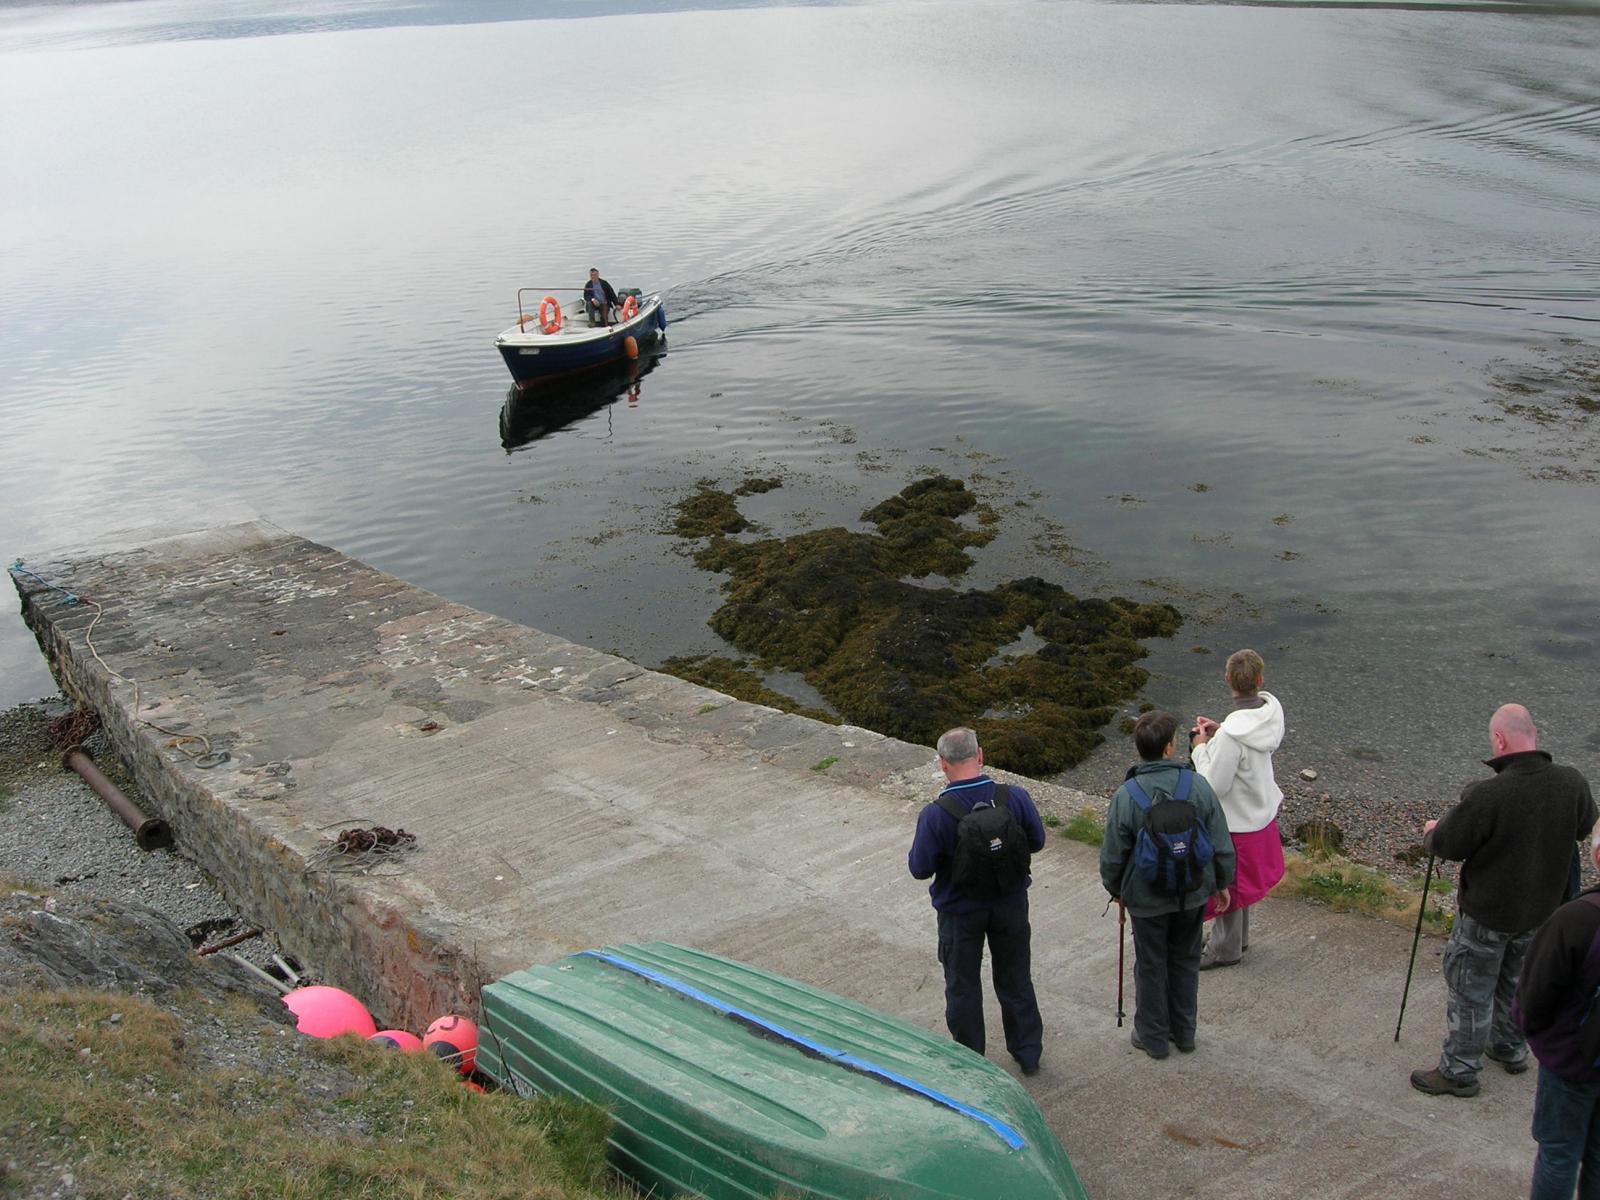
[908, 726, 1047, 1076]
[1410, 703, 1596, 1098]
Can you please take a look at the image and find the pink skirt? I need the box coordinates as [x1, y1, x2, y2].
[1206, 819, 1285, 918]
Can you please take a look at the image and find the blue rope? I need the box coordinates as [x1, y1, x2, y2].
[577, 949, 1027, 1151]
[10, 559, 79, 605]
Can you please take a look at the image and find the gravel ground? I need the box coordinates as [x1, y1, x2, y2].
[0, 697, 284, 973]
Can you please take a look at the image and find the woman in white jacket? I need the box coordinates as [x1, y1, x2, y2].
[1192, 648, 1286, 969]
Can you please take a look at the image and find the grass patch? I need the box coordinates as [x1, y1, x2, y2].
[810, 756, 840, 772]
[0, 989, 622, 1200]
[1275, 853, 1454, 935]
[1061, 810, 1105, 847]
[695, 703, 721, 715]
[1297, 866, 1389, 909]
[1042, 814, 1061, 828]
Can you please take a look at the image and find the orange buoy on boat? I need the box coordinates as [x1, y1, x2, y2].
[423, 1014, 478, 1074]
[538, 295, 562, 334]
[282, 986, 378, 1039]
[623, 335, 638, 360]
[618, 295, 639, 321]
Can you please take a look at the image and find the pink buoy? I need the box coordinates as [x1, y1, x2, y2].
[282, 986, 378, 1039]
[369, 1029, 424, 1052]
[423, 1014, 478, 1075]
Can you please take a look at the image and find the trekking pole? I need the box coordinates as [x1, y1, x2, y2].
[1117, 901, 1127, 1028]
[1394, 853, 1436, 1043]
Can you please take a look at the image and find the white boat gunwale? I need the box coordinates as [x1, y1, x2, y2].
[496, 292, 663, 347]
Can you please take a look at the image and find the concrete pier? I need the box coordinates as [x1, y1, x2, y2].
[11, 523, 1529, 1198]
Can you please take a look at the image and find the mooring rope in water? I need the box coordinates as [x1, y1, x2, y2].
[11, 559, 217, 763]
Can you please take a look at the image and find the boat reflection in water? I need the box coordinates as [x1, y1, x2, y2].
[498, 348, 666, 452]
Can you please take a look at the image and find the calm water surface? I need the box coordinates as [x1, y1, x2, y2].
[2, 0, 1597, 804]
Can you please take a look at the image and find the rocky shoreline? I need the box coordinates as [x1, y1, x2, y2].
[0, 698, 278, 977]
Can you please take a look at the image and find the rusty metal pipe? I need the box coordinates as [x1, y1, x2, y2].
[61, 748, 172, 851]
[196, 927, 264, 957]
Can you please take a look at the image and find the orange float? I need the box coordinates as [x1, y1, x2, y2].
[423, 1014, 479, 1075]
[282, 986, 377, 1039]
[538, 295, 563, 334]
[618, 295, 639, 321]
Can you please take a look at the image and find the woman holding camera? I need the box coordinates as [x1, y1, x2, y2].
[1191, 648, 1286, 970]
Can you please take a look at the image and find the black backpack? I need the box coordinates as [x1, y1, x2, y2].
[1126, 769, 1214, 899]
[936, 784, 1032, 901]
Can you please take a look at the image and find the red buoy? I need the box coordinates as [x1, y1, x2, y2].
[369, 1029, 424, 1052]
[282, 986, 378, 1039]
[423, 1014, 478, 1074]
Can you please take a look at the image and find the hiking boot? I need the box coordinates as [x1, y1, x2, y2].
[1485, 1048, 1530, 1075]
[1174, 1038, 1196, 1054]
[1410, 1068, 1479, 1098]
[1198, 951, 1239, 971]
[1020, 1059, 1041, 1077]
[1131, 1030, 1169, 1060]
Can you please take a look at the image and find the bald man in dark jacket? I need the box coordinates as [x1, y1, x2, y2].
[1410, 704, 1596, 1099]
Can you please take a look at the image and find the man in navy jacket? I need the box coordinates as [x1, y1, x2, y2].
[908, 726, 1046, 1075]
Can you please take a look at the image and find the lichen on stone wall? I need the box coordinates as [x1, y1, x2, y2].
[663, 475, 1182, 776]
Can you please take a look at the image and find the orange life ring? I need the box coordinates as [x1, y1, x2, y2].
[538, 295, 562, 334]
[618, 295, 639, 321]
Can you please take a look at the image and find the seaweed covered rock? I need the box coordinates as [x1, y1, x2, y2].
[673, 481, 753, 537]
[660, 655, 837, 723]
[664, 476, 1182, 776]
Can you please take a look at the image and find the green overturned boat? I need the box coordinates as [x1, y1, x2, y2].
[477, 942, 1088, 1200]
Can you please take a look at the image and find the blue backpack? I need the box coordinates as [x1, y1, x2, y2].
[1125, 770, 1214, 899]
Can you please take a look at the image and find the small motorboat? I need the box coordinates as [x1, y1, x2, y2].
[478, 942, 1089, 1200]
[496, 286, 667, 386]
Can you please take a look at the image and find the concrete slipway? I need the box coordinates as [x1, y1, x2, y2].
[10, 523, 1529, 1199]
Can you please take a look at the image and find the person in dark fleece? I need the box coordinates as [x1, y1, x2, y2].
[1516, 830, 1600, 1200]
[1411, 703, 1596, 1099]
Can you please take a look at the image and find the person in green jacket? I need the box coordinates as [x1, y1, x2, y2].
[1100, 710, 1236, 1059]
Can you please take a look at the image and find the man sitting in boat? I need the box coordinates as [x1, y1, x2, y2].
[584, 268, 618, 326]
